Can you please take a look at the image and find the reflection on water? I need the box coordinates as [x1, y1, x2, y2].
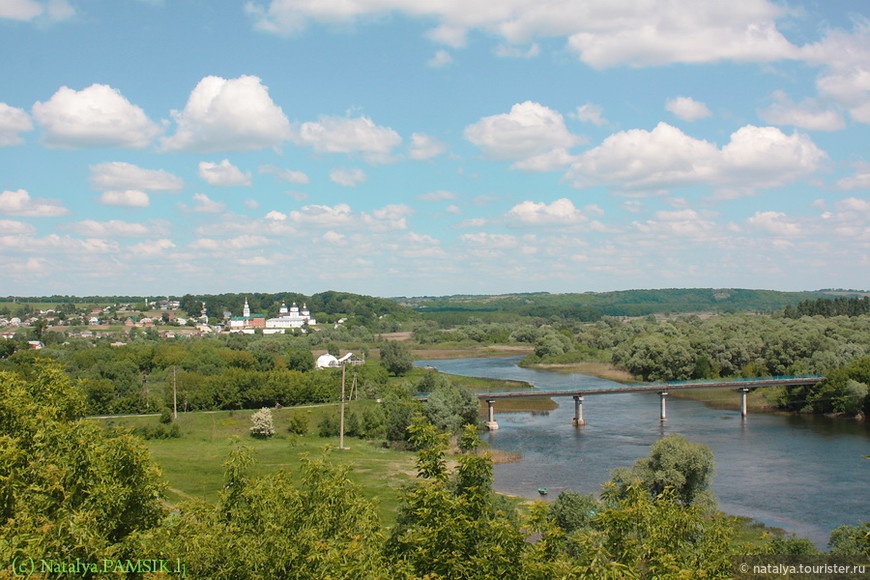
[418, 357, 870, 547]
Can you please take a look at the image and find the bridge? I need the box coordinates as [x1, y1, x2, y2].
[471, 375, 824, 430]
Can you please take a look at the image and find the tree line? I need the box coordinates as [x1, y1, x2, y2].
[3, 363, 867, 578]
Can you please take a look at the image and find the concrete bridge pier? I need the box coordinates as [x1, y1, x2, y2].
[484, 399, 499, 430]
[740, 387, 751, 418]
[572, 395, 585, 426]
[659, 391, 668, 422]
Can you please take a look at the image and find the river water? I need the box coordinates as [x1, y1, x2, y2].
[416, 356, 870, 547]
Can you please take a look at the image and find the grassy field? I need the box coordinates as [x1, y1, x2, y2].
[96, 403, 418, 524]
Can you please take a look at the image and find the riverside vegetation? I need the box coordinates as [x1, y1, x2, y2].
[1, 290, 868, 577]
[4, 363, 869, 579]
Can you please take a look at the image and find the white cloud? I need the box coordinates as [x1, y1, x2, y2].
[0, 219, 36, 235]
[506, 198, 588, 226]
[747, 211, 802, 236]
[128, 239, 176, 257]
[99, 190, 150, 208]
[459, 232, 519, 249]
[417, 190, 457, 202]
[293, 116, 401, 163]
[0, 189, 68, 217]
[198, 159, 252, 187]
[464, 101, 581, 170]
[246, 0, 799, 68]
[89, 162, 184, 192]
[409, 133, 447, 160]
[801, 21, 870, 124]
[284, 202, 410, 231]
[428, 50, 453, 68]
[191, 193, 227, 213]
[837, 163, 870, 191]
[161, 75, 292, 152]
[665, 97, 712, 122]
[63, 219, 166, 238]
[719, 125, 826, 188]
[330, 167, 366, 187]
[0, 0, 73, 21]
[0, 103, 33, 146]
[835, 197, 870, 213]
[633, 209, 717, 238]
[572, 102, 607, 126]
[758, 91, 845, 131]
[32, 84, 161, 149]
[494, 43, 540, 58]
[567, 122, 825, 193]
[322, 231, 346, 245]
[189, 235, 271, 251]
[259, 164, 310, 184]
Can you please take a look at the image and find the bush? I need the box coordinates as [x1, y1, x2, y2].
[318, 413, 339, 437]
[287, 413, 308, 435]
[159, 407, 173, 424]
[250, 408, 275, 439]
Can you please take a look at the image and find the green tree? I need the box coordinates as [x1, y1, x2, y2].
[0, 363, 166, 567]
[424, 374, 479, 433]
[629, 434, 716, 509]
[379, 340, 413, 376]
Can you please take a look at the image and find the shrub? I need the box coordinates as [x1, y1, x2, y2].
[250, 407, 275, 439]
[287, 413, 308, 435]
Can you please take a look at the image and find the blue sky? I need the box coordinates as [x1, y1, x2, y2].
[1, 0, 868, 298]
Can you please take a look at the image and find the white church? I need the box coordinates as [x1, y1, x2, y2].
[227, 299, 316, 333]
[266, 301, 316, 329]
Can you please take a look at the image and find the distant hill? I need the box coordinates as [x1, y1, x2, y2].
[395, 288, 832, 324]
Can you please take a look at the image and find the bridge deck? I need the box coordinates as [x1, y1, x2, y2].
[471, 376, 822, 400]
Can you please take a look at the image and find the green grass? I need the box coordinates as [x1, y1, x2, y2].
[96, 403, 417, 525]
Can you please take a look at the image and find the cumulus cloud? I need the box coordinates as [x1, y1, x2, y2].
[191, 193, 227, 213]
[567, 122, 825, 193]
[330, 167, 366, 187]
[199, 159, 252, 187]
[0, 0, 74, 22]
[128, 239, 176, 257]
[572, 103, 607, 126]
[89, 162, 184, 191]
[282, 202, 410, 231]
[246, 0, 799, 68]
[408, 133, 447, 160]
[0, 189, 68, 217]
[0, 219, 36, 235]
[32, 84, 161, 149]
[837, 163, 870, 190]
[506, 198, 589, 226]
[464, 101, 581, 170]
[293, 116, 401, 163]
[747, 210, 802, 236]
[0, 103, 33, 146]
[758, 91, 845, 131]
[99, 190, 150, 208]
[62, 219, 167, 238]
[428, 50, 453, 67]
[189, 235, 271, 251]
[801, 21, 870, 124]
[259, 164, 310, 184]
[459, 232, 519, 249]
[417, 190, 457, 202]
[161, 75, 292, 152]
[665, 97, 712, 122]
[633, 209, 717, 238]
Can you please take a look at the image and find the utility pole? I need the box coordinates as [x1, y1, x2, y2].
[172, 366, 178, 420]
[338, 362, 348, 449]
[338, 363, 347, 449]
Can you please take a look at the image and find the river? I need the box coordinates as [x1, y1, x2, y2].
[416, 356, 870, 547]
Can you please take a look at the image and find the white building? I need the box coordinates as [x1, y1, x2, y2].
[266, 302, 316, 329]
